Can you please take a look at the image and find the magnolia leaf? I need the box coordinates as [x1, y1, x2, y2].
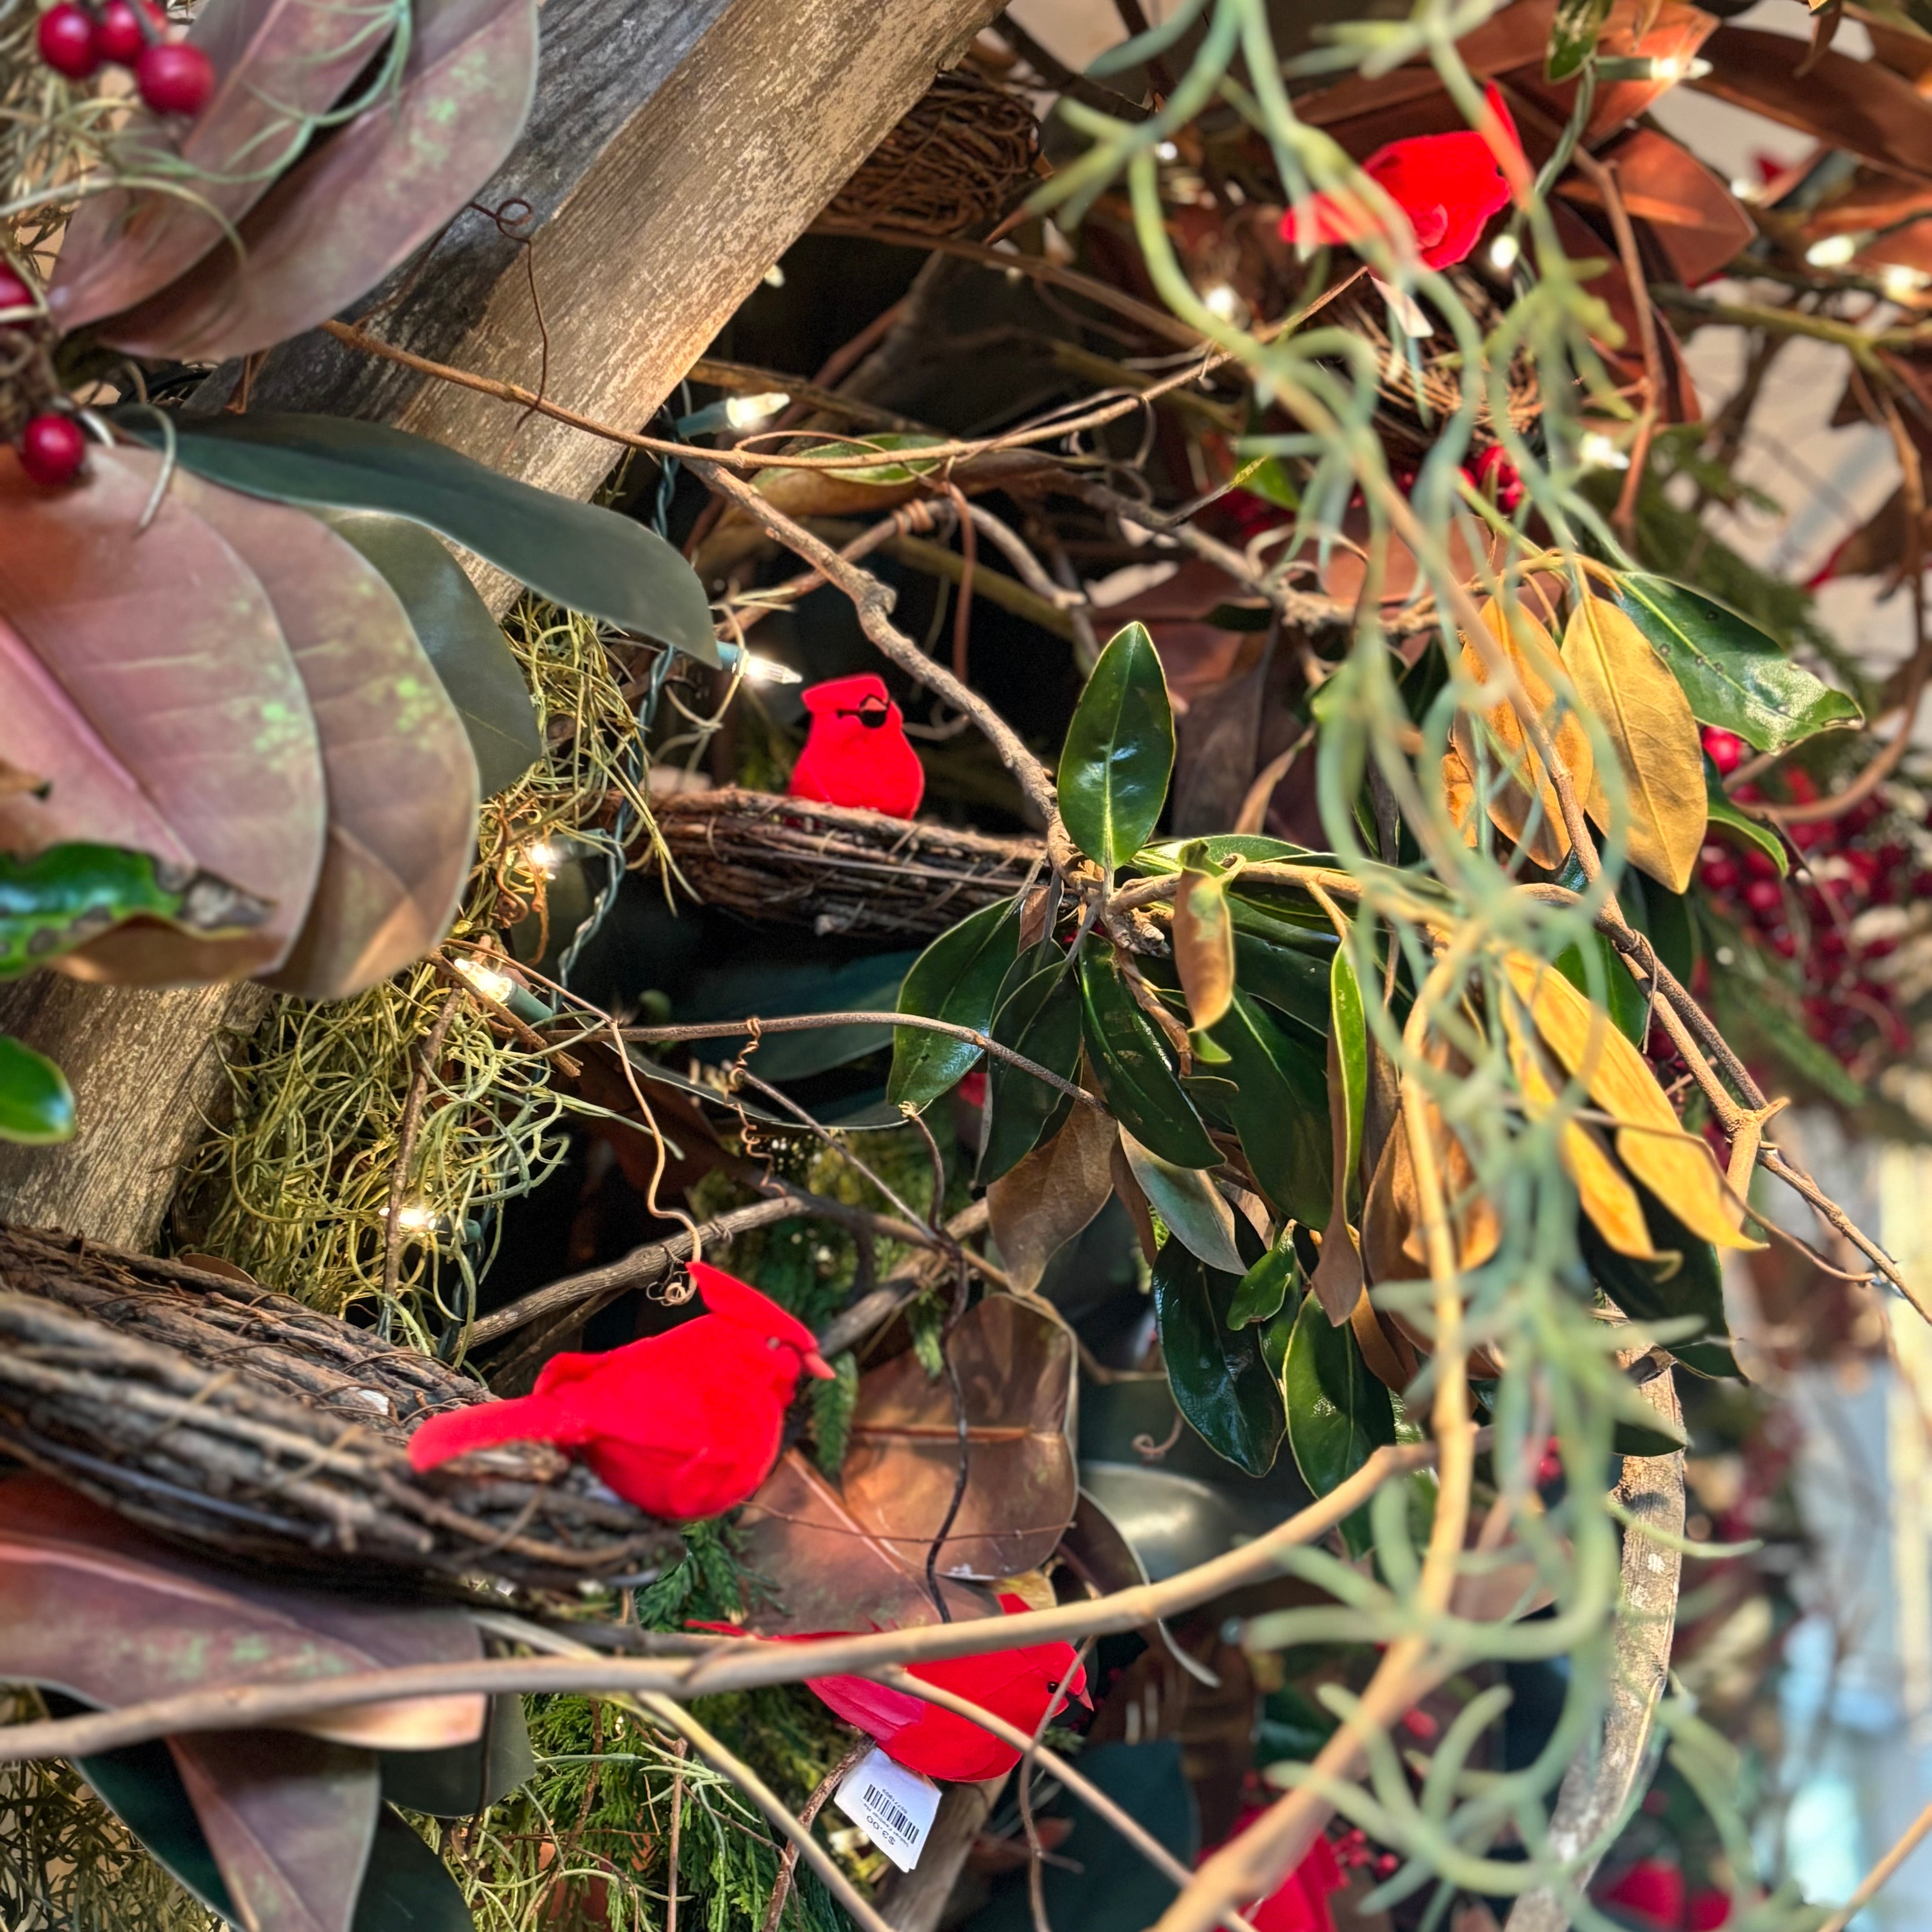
[1612, 574, 1861, 753]
[113, 412, 718, 664]
[1120, 1128, 1246, 1275]
[1282, 1292, 1395, 1557]
[1458, 596, 1596, 868]
[48, 0, 386, 331]
[1549, 0, 1615, 77]
[352, 1804, 476, 1931]
[1564, 592, 1707, 892]
[980, 956, 1084, 1182]
[1553, 934, 1648, 1044]
[1172, 848, 1235, 1034]
[888, 896, 1021, 1112]
[0, 1474, 486, 1750]
[1227, 1240, 1300, 1329]
[1078, 947, 1219, 1168]
[99, 0, 538, 363]
[165, 464, 478, 1000]
[1578, 1189, 1738, 1379]
[1706, 784, 1789, 876]
[1501, 995, 1657, 1260]
[0, 448, 327, 983]
[1229, 929, 1331, 1040]
[1360, 1085, 1503, 1284]
[0, 844, 267, 981]
[1208, 991, 1330, 1227]
[1441, 736, 1478, 846]
[378, 1697, 535, 1817]
[1058, 622, 1175, 869]
[0, 1036, 73, 1145]
[1151, 1237, 1285, 1478]
[1503, 952, 1760, 1250]
[1308, 945, 1366, 1322]
[987, 1100, 1120, 1295]
[318, 512, 541, 800]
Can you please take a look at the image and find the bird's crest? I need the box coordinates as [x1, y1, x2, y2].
[690, 1261, 832, 1375]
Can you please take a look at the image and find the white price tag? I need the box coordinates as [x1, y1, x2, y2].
[833, 1746, 941, 1872]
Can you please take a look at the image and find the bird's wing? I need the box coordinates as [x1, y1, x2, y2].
[531, 1349, 604, 1394]
[803, 1673, 929, 1742]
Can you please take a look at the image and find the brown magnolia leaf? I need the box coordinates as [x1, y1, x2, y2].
[987, 1101, 1119, 1295]
[99, 0, 540, 362]
[1557, 129, 1754, 285]
[1503, 952, 1761, 1250]
[1173, 861, 1235, 1034]
[1563, 592, 1707, 893]
[1349, 1288, 1417, 1392]
[736, 1298, 1078, 1632]
[162, 465, 478, 999]
[1458, 596, 1595, 869]
[0, 1473, 485, 1749]
[1359, 1085, 1501, 1282]
[1110, 1132, 1160, 1264]
[1441, 738, 1479, 846]
[0, 449, 326, 983]
[49, 0, 386, 332]
[1500, 993, 1657, 1260]
[170, 1730, 379, 1932]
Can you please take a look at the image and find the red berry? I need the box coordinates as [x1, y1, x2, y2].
[37, 4, 101, 78]
[1743, 879, 1782, 915]
[134, 39, 212, 115]
[96, 0, 155, 63]
[18, 414, 85, 488]
[0, 266, 32, 313]
[1789, 820, 1826, 850]
[1701, 856, 1740, 893]
[1769, 930, 1798, 957]
[1701, 727, 1745, 775]
[1743, 848, 1780, 881]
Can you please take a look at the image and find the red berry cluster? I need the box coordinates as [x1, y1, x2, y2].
[1330, 1826, 1399, 1882]
[1696, 726, 1922, 1068]
[36, 1, 212, 117]
[0, 266, 83, 488]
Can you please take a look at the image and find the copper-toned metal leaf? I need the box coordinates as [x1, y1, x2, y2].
[0, 449, 326, 983]
[161, 465, 478, 999]
[100, 0, 540, 362]
[0, 1473, 486, 1748]
[987, 1102, 1119, 1296]
[49, 0, 388, 332]
[1558, 129, 1753, 285]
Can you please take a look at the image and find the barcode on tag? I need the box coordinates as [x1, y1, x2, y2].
[833, 1746, 941, 1872]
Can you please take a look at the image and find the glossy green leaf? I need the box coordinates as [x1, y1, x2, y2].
[1283, 1292, 1395, 1554]
[1546, 0, 1612, 78]
[1578, 1185, 1738, 1380]
[1058, 622, 1174, 868]
[980, 958, 1084, 1183]
[1120, 1129, 1245, 1274]
[1137, 833, 1322, 870]
[1613, 575, 1862, 754]
[1228, 1240, 1300, 1329]
[1231, 931, 1332, 1038]
[1210, 992, 1331, 1227]
[0, 1036, 73, 1145]
[114, 411, 718, 665]
[887, 896, 1021, 1111]
[320, 511, 542, 799]
[1151, 1237, 1284, 1477]
[1330, 946, 1367, 1199]
[379, 1696, 534, 1817]
[1078, 947, 1219, 1168]
[1553, 937, 1648, 1044]
[683, 950, 915, 1082]
[353, 1804, 475, 1931]
[1705, 784, 1788, 877]
[755, 434, 946, 488]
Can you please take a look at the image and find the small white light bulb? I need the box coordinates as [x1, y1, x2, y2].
[1881, 263, 1930, 300]
[1488, 233, 1520, 273]
[762, 263, 786, 288]
[1155, 141, 1179, 162]
[724, 391, 791, 431]
[524, 839, 565, 879]
[1201, 282, 1243, 322]
[452, 955, 515, 1005]
[1578, 431, 1630, 471]
[1805, 233, 1861, 268]
[741, 653, 802, 685]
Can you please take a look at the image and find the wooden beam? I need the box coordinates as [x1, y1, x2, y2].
[0, 0, 1003, 1248]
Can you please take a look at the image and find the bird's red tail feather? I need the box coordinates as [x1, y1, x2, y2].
[407, 1394, 581, 1473]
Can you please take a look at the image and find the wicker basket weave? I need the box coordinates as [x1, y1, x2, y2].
[0, 1226, 680, 1591]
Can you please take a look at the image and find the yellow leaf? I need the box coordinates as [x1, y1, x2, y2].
[1458, 596, 1596, 867]
[1172, 863, 1235, 1032]
[1562, 593, 1707, 892]
[1503, 952, 1761, 1250]
[1440, 736, 1479, 847]
[1500, 992, 1657, 1259]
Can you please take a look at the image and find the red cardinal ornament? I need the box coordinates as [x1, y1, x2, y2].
[1205, 1812, 1344, 1932]
[1284, 84, 1522, 270]
[703, 1596, 1087, 1782]
[788, 674, 925, 818]
[407, 1263, 834, 1520]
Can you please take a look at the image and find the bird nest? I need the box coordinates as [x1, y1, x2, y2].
[0, 1224, 681, 1592]
[649, 787, 1044, 940]
[823, 68, 1041, 238]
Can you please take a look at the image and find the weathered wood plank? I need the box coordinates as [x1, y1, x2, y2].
[1, 0, 1003, 1247]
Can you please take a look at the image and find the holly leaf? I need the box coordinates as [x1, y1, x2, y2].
[1058, 622, 1174, 869]
[1282, 1292, 1395, 1556]
[0, 1037, 74, 1145]
[1078, 947, 1219, 1168]
[318, 511, 542, 800]
[1151, 1237, 1285, 1478]
[1612, 574, 1862, 753]
[112, 411, 718, 665]
[888, 895, 1021, 1112]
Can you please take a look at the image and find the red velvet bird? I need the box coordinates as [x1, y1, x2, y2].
[1285, 84, 1522, 270]
[704, 1596, 1087, 1782]
[787, 674, 925, 818]
[406, 1263, 834, 1520]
